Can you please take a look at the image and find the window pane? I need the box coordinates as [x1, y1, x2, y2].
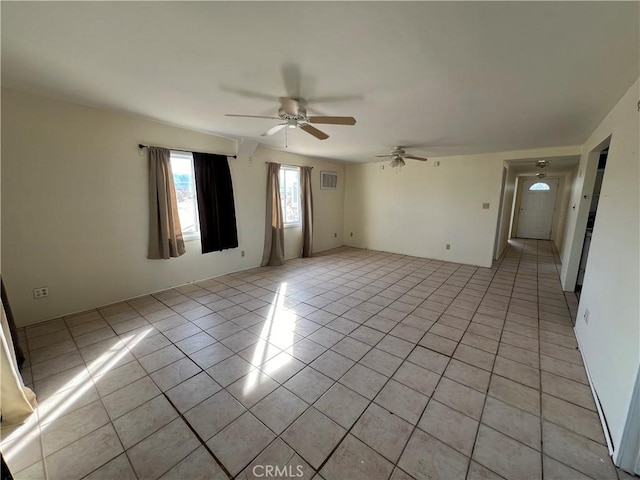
[529, 182, 550, 191]
[279, 167, 301, 225]
[170, 152, 199, 234]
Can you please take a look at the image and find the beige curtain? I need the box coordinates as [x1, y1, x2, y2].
[1, 301, 37, 426]
[261, 162, 285, 266]
[148, 147, 186, 259]
[300, 166, 314, 258]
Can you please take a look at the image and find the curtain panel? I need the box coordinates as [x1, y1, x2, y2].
[193, 153, 238, 254]
[1, 279, 24, 369]
[1, 300, 37, 426]
[261, 162, 285, 266]
[300, 166, 314, 258]
[148, 147, 186, 259]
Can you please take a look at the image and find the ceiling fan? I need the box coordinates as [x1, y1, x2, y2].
[376, 146, 429, 168]
[225, 97, 356, 140]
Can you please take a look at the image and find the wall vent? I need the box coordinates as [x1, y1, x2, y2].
[320, 171, 338, 190]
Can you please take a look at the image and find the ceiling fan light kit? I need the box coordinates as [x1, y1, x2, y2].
[536, 159, 551, 169]
[389, 156, 406, 169]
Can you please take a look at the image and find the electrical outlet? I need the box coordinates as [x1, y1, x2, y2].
[584, 308, 590, 324]
[482, 203, 490, 209]
[33, 287, 49, 299]
[241, 250, 245, 257]
[446, 244, 451, 250]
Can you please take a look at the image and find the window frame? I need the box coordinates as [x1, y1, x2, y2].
[279, 165, 302, 228]
[170, 150, 200, 241]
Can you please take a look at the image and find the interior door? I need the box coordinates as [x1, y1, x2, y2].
[516, 177, 558, 239]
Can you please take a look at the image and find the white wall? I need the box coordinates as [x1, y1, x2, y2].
[1, 89, 345, 325]
[561, 78, 640, 459]
[248, 148, 346, 260]
[343, 146, 581, 268]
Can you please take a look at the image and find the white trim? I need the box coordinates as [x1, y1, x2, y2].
[182, 232, 201, 242]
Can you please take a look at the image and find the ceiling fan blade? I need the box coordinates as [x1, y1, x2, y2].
[308, 116, 356, 126]
[405, 155, 429, 162]
[219, 85, 280, 102]
[375, 154, 393, 158]
[261, 124, 286, 137]
[307, 94, 365, 104]
[299, 123, 329, 140]
[225, 114, 280, 119]
[279, 97, 299, 116]
[282, 63, 302, 99]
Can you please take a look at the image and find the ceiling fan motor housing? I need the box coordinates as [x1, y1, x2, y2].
[278, 105, 307, 122]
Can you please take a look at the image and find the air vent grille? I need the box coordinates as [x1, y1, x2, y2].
[320, 171, 338, 190]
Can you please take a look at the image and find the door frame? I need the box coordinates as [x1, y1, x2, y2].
[493, 166, 508, 260]
[561, 136, 611, 292]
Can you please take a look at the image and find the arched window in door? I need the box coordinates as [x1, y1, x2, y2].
[529, 182, 550, 191]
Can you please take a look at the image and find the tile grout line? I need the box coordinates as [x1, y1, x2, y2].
[537, 240, 547, 480]
[161, 393, 233, 480]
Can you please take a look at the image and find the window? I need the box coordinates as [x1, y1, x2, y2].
[529, 182, 550, 191]
[279, 166, 301, 226]
[170, 151, 200, 240]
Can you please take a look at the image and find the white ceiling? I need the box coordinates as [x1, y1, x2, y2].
[2, 2, 638, 163]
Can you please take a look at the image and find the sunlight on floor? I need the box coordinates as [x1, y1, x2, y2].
[1, 328, 152, 462]
[243, 283, 294, 394]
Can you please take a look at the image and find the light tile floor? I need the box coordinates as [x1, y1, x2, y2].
[1, 240, 633, 480]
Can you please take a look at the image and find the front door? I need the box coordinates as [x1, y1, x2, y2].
[517, 177, 558, 239]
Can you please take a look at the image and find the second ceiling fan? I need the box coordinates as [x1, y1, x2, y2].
[226, 97, 356, 140]
[376, 146, 429, 168]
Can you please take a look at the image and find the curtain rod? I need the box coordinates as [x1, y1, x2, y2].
[138, 144, 236, 159]
[264, 161, 313, 168]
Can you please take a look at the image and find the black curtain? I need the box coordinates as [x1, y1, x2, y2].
[193, 153, 238, 253]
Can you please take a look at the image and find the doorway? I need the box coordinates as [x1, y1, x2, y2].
[575, 148, 608, 295]
[516, 177, 559, 239]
